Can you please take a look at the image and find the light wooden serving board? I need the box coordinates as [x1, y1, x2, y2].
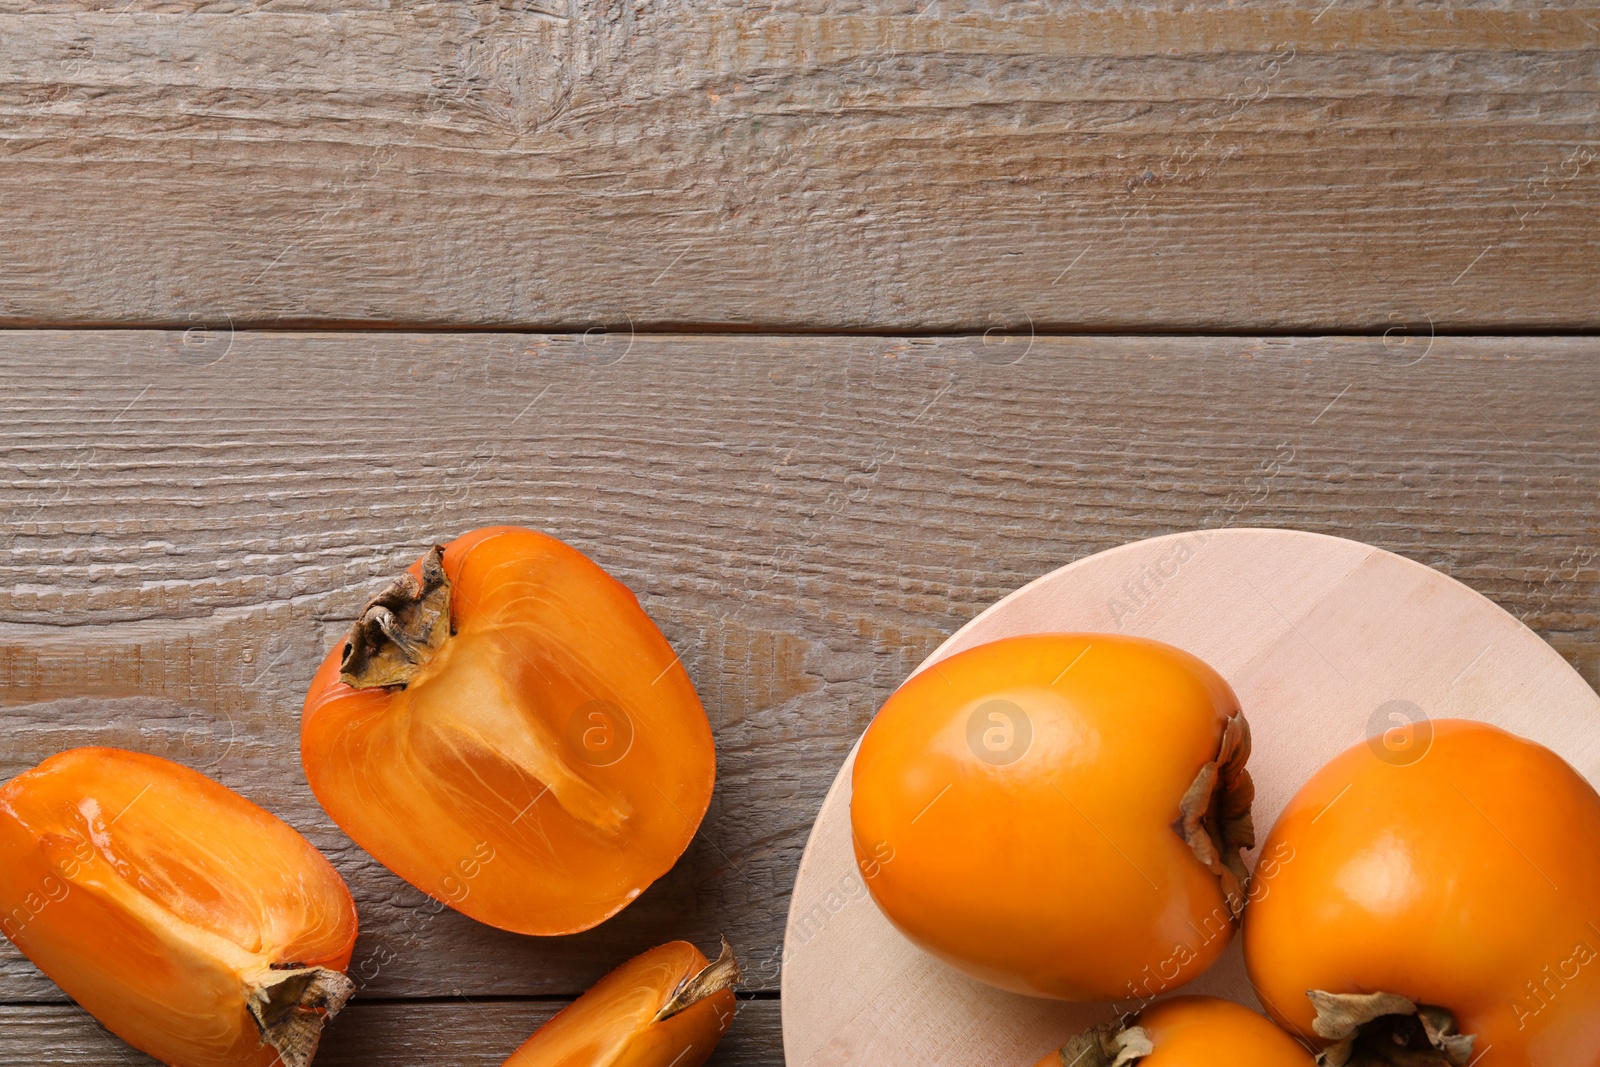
[780, 528, 1600, 1066]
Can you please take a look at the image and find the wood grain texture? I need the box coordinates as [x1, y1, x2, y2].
[1, 331, 1597, 1064]
[0, 999, 781, 1065]
[1, 2, 1598, 329]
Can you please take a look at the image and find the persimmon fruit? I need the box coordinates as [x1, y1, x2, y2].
[0, 747, 357, 1067]
[301, 526, 716, 936]
[1040, 996, 1315, 1066]
[499, 939, 740, 1067]
[850, 633, 1254, 1001]
[1244, 719, 1600, 1067]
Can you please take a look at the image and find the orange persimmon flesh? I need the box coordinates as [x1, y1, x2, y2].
[0, 748, 358, 1067]
[1040, 996, 1315, 1066]
[851, 633, 1253, 1001]
[500, 940, 739, 1067]
[301, 526, 716, 935]
[1244, 719, 1600, 1067]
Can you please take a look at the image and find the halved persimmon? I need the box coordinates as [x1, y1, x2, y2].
[851, 633, 1253, 1001]
[1042, 996, 1315, 1066]
[301, 526, 716, 936]
[0, 747, 357, 1067]
[1244, 719, 1600, 1067]
[500, 939, 739, 1067]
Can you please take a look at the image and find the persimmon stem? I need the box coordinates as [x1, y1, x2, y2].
[246, 966, 355, 1067]
[1174, 711, 1256, 917]
[341, 545, 453, 689]
[654, 939, 741, 1022]
[1309, 990, 1474, 1067]
[1055, 1022, 1154, 1067]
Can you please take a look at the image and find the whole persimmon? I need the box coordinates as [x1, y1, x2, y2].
[302, 526, 716, 936]
[1244, 719, 1600, 1067]
[500, 940, 739, 1067]
[850, 633, 1253, 1001]
[0, 748, 357, 1067]
[1039, 996, 1315, 1066]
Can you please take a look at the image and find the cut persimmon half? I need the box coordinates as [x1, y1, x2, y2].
[301, 526, 717, 935]
[0, 747, 358, 1067]
[500, 939, 740, 1067]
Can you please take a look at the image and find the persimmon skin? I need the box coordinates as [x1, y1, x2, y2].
[1130, 998, 1315, 1066]
[850, 633, 1248, 1001]
[301, 526, 716, 936]
[1036, 996, 1315, 1066]
[1244, 719, 1600, 1067]
[0, 748, 357, 1067]
[500, 941, 736, 1067]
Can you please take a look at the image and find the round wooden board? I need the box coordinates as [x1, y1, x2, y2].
[779, 528, 1600, 1067]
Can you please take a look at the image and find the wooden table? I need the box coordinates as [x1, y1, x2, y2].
[2, 5, 1597, 1065]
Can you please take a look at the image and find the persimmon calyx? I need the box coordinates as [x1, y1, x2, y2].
[341, 545, 452, 689]
[1055, 1022, 1155, 1067]
[245, 964, 356, 1067]
[653, 939, 741, 1022]
[1174, 711, 1256, 917]
[1308, 990, 1475, 1067]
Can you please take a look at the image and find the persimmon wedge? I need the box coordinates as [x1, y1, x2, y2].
[1042, 996, 1315, 1066]
[301, 526, 716, 935]
[0, 747, 357, 1067]
[500, 939, 739, 1067]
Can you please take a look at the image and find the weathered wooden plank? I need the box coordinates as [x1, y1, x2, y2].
[1, 3, 1597, 329]
[2, 332, 1597, 1006]
[0, 998, 781, 1065]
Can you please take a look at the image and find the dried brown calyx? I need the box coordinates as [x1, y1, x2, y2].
[1174, 711, 1256, 917]
[340, 545, 452, 689]
[1055, 1021, 1154, 1067]
[246, 964, 356, 1067]
[654, 938, 742, 1022]
[1309, 990, 1475, 1067]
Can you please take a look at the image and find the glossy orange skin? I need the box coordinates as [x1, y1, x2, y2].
[302, 526, 715, 936]
[851, 633, 1244, 1001]
[1244, 720, 1600, 1067]
[1034, 997, 1315, 1066]
[0, 748, 357, 1067]
[500, 941, 735, 1067]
